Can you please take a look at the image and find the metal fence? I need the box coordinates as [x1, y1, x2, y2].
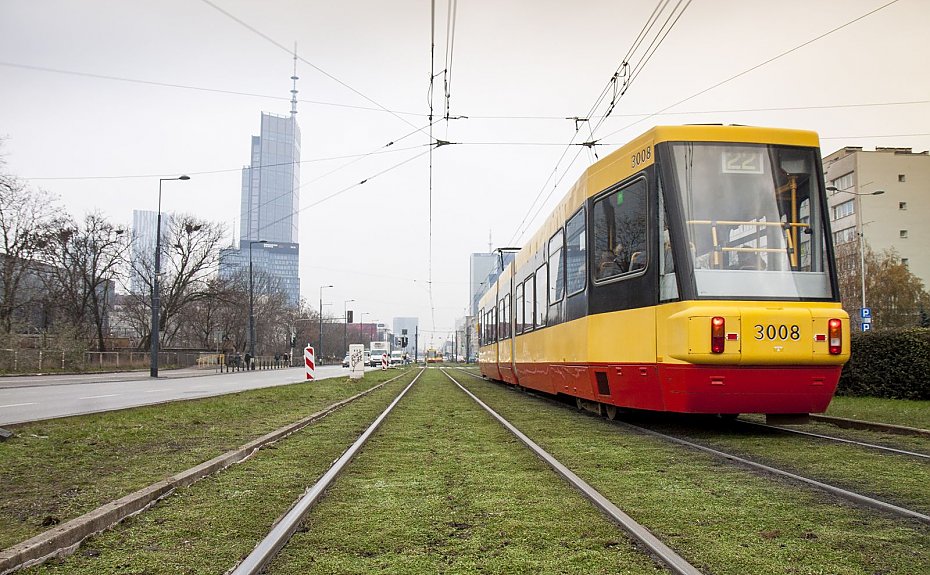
[0, 349, 207, 374]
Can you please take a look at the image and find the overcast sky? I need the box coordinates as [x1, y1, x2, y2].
[1, 0, 928, 348]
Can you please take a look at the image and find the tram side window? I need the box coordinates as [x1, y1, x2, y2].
[565, 208, 586, 295]
[524, 275, 535, 331]
[497, 299, 505, 340]
[535, 264, 548, 326]
[515, 283, 525, 334]
[659, 178, 679, 301]
[548, 229, 564, 304]
[593, 179, 648, 282]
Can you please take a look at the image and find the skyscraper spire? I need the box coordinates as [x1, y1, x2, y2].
[290, 43, 299, 117]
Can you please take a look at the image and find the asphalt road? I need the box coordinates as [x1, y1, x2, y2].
[0, 365, 357, 426]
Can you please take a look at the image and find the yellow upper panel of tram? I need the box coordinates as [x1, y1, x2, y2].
[514, 125, 820, 271]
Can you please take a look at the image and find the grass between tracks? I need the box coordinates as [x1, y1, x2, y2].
[0, 368, 408, 550]
[825, 396, 930, 430]
[22, 372, 417, 575]
[452, 372, 929, 575]
[267, 368, 663, 575]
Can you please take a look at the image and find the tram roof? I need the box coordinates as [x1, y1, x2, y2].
[507, 125, 820, 273]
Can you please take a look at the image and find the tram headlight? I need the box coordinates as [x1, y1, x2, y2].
[711, 316, 726, 354]
[828, 318, 843, 355]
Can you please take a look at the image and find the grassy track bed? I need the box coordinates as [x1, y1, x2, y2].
[0, 369, 407, 550]
[740, 413, 930, 457]
[456, 374, 930, 575]
[20, 373, 415, 574]
[825, 396, 930, 430]
[268, 368, 664, 574]
[642, 418, 930, 517]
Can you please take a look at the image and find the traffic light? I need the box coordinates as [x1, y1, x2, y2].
[347, 311, 353, 323]
[401, 336, 408, 347]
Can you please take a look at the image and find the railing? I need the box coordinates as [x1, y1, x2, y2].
[209, 353, 293, 373]
[0, 349, 296, 375]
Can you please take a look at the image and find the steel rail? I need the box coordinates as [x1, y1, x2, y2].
[811, 414, 930, 438]
[738, 420, 930, 460]
[228, 368, 423, 575]
[441, 369, 704, 575]
[455, 369, 930, 525]
[617, 421, 930, 525]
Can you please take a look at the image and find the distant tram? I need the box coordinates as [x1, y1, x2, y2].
[425, 348, 443, 363]
[478, 125, 850, 419]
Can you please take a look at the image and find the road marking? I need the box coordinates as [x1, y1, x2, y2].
[0, 402, 37, 409]
[79, 394, 119, 400]
[144, 389, 168, 393]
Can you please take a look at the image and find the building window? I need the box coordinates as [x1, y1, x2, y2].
[831, 172, 854, 194]
[899, 202, 908, 210]
[833, 200, 855, 220]
[833, 227, 856, 245]
[900, 230, 908, 239]
[899, 174, 906, 182]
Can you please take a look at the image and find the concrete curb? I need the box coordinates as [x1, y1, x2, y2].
[0, 375, 402, 574]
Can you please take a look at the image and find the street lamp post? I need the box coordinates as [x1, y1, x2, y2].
[248, 240, 267, 361]
[151, 175, 190, 378]
[343, 299, 355, 357]
[826, 185, 885, 321]
[319, 284, 333, 364]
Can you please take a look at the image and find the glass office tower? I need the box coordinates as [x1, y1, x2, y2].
[220, 112, 302, 305]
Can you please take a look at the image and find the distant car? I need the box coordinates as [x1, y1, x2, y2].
[370, 352, 387, 367]
[390, 351, 404, 366]
[342, 354, 350, 368]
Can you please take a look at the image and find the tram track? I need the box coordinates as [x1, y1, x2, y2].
[233, 366, 684, 575]
[440, 368, 703, 575]
[228, 369, 423, 575]
[735, 419, 930, 460]
[0, 371, 416, 575]
[454, 369, 930, 526]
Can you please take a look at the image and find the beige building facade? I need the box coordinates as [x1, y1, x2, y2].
[823, 146, 930, 309]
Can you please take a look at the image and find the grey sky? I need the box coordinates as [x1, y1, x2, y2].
[1, 0, 927, 348]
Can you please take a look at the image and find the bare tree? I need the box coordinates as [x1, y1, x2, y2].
[123, 214, 225, 350]
[40, 212, 129, 350]
[0, 153, 65, 333]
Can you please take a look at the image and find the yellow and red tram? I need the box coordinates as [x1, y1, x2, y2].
[478, 125, 850, 418]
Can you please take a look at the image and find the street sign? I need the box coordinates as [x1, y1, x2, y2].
[862, 322, 872, 332]
[861, 307, 872, 319]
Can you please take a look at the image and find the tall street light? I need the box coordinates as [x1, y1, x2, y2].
[248, 239, 267, 360]
[151, 175, 190, 378]
[319, 284, 333, 363]
[343, 299, 355, 357]
[826, 185, 885, 320]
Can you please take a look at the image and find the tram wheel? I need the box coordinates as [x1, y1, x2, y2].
[576, 397, 584, 411]
[604, 405, 618, 420]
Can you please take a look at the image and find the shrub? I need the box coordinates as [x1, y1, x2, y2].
[837, 328, 930, 400]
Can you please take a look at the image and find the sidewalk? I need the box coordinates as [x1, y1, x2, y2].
[0, 366, 217, 390]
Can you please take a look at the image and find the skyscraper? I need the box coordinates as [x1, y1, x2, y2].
[219, 61, 302, 305]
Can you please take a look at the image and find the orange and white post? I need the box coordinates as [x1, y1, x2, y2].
[304, 345, 315, 380]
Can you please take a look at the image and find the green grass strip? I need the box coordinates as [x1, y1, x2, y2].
[20, 375, 414, 574]
[457, 375, 930, 575]
[268, 368, 665, 574]
[0, 369, 407, 550]
[826, 396, 930, 430]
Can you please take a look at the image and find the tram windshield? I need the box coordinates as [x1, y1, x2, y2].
[666, 142, 832, 299]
